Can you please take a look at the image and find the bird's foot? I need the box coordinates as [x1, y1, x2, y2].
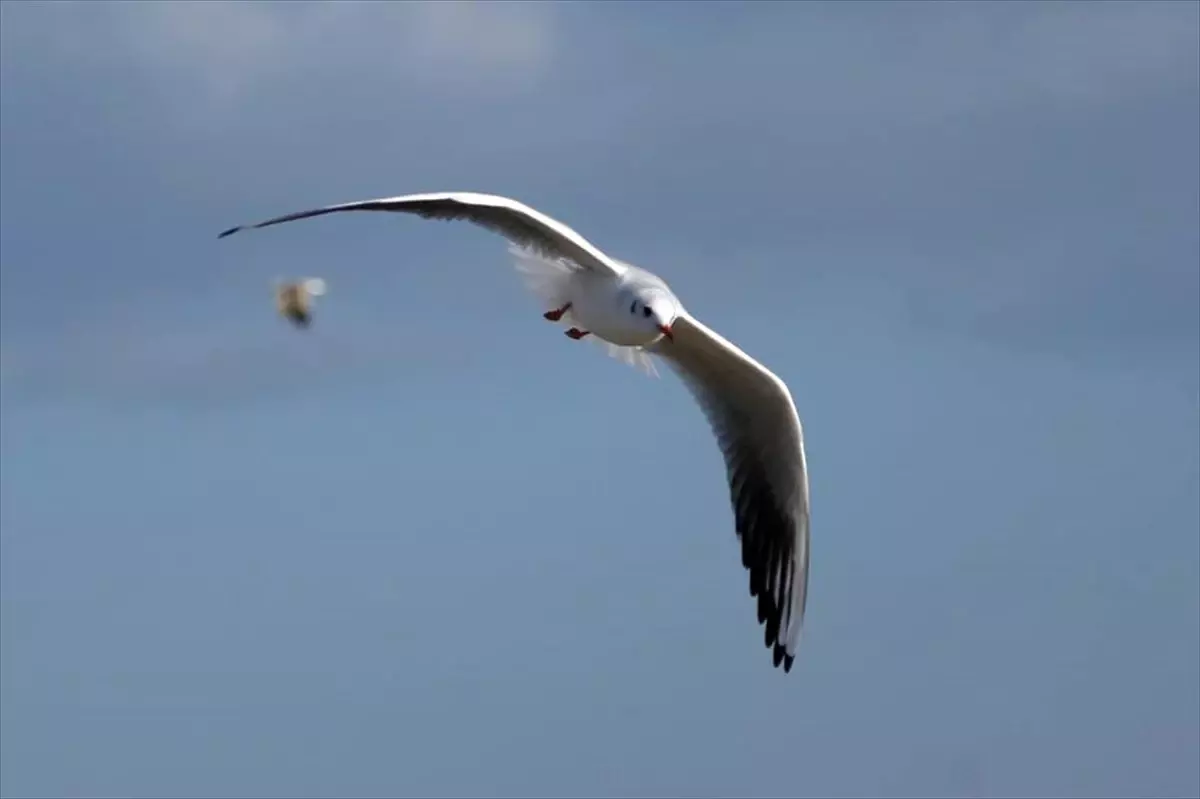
[543, 303, 572, 322]
[564, 327, 591, 340]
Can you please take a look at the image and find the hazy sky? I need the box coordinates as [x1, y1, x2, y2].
[1, 2, 1198, 798]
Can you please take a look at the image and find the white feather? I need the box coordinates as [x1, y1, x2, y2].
[508, 242, 579, 307]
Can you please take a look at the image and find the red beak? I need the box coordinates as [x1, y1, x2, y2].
[658, 324, 674, 341]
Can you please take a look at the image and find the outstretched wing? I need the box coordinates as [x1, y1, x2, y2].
[655, 312, 811, 673]
[219, 191, 625, 278]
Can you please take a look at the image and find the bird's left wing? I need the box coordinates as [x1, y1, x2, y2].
[654, 311, 811, 672]
[219, 192, 626, 278]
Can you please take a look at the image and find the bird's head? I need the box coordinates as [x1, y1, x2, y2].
[623, 287, 679, 344]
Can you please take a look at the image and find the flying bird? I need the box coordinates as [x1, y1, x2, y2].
[219, 192, 811, 673]
[275, 277, 327, 328]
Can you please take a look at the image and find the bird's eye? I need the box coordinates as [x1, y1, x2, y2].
[642, 306, 652, 318]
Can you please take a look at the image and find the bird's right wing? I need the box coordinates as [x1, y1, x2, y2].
[654, 311, 811, 673]
[219, 192, 626, 278]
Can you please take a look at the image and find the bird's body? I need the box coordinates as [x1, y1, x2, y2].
[220, 192, 811, 673]
[545, 265, 675, 347]
[559, 271, 644, 345]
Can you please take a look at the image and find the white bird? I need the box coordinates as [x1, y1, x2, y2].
[219, 192, 811, 673]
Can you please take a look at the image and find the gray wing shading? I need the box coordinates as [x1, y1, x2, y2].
[655, 311, 811, 673]
[218, 191, 625, 277]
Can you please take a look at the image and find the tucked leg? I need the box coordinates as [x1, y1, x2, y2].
[564, 327, 590, 340]
[543, 302, 572, 322]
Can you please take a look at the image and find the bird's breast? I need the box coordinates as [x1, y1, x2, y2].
[568, 276, 660, 347]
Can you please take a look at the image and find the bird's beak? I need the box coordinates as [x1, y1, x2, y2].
[658, 323, 674, 341]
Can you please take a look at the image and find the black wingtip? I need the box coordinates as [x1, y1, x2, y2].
[770, 643, 795, 673]
[217, 225, 242, 239]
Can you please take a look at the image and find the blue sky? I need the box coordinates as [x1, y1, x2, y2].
[1, 2, 1197, 797]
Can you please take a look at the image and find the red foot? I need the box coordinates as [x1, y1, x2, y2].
[565, 328, 590, 340]
[543, 302, 572, 322]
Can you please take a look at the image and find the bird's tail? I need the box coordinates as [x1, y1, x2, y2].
[506, 244, 576, 309]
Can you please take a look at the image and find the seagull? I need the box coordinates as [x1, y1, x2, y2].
[219, 192, 812, 673]
[274, 276, 327, 328]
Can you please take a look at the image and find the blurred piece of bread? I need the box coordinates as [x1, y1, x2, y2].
[275, 277, 327, 328]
